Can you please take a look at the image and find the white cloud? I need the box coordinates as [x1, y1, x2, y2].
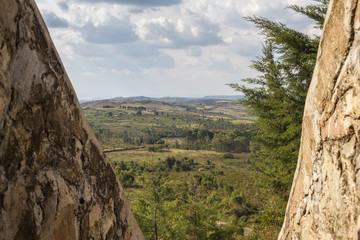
[51, 29, 84, 44]
[34, 0, 321, 99]
[186, 47, 202, 57]
[42, 11, 69, 28]
[78, 0, 183, 7]
[62, 3, 117, 27]
[81, 20, 137, 44]
[48, 28, 83, 59]
[135, 16, 222, 48]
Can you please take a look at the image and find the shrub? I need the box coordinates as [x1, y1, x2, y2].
[222, 153, 234, 159]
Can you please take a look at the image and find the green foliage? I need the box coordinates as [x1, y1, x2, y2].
[167, 157, 197, 172]
[86, 106, 253, 153]
[130, 170, 238, 239]
[222, 153, 235, 159]
[229, 0, 329, 237]
[131, 171, 174, 239]
[212, 130, 250, 153]
[136, 109, 142, 115]
[147, 140, 167, 152]
[109, 150, 264, 239]
[82, 99, 253, 151]
[230, 0, 328, 193]
[181, 128, 251, 153]
[288, 0, 329, 29]
[102, 105, 114, 108]
[165, 156, 176, 169]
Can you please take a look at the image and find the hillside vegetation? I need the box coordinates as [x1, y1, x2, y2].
[82, 98, 253, 151]
[82, 98, 278, 239]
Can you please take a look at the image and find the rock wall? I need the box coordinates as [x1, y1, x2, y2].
[0, 0, 143, 239]
[279, 0, 360, 239]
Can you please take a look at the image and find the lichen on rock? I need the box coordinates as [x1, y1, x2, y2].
[0, 1, 143, 239]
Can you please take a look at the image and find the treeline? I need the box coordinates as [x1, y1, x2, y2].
[180, 128, 251, 153]
[103, 105, 147, 111]
[91, 125, 167, 148]
[118, 105, 147, 111]
[92, 124, 251, 153]
[89, 112, 253, 153]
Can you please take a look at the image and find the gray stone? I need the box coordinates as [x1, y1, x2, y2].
[0, 1, 143, 239]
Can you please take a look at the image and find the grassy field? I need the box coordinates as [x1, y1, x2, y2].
[106, 148, 253, 187]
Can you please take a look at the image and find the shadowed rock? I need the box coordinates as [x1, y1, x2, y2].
[0, 1, 143, 239]
[279, 0, 360, 239]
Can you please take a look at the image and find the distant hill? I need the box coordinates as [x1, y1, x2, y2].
[81, 96, 251, 121]
[202, 95, 243, 100]
[80, 95, 243, 104]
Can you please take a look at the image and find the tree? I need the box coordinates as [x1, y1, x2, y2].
[132, 170, 175, 240]
[230, 0, 328, 193]
[212, 130, 250, 153]
[229, 0, 329, 236]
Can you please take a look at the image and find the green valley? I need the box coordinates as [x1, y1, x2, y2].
[82, 98, 253, 151]
[81, 97, 280, 239]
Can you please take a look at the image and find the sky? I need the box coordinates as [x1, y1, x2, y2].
[35, 0, 318, 100]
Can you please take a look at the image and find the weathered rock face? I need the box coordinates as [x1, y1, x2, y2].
[0, 1, 143, 239]
[279, 0, 360, 239]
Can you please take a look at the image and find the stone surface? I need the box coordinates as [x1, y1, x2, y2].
[279, 0, 360, 239]
[0, 0, 143, 239]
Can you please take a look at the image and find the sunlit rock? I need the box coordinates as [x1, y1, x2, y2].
[0, 1, 143, 239]
[279, 0, 360, 239]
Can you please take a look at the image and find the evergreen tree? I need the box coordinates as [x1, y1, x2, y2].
[230, 0, 328, 194]
[132, 170, 175, 240]
[229, 0, 329, 236]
